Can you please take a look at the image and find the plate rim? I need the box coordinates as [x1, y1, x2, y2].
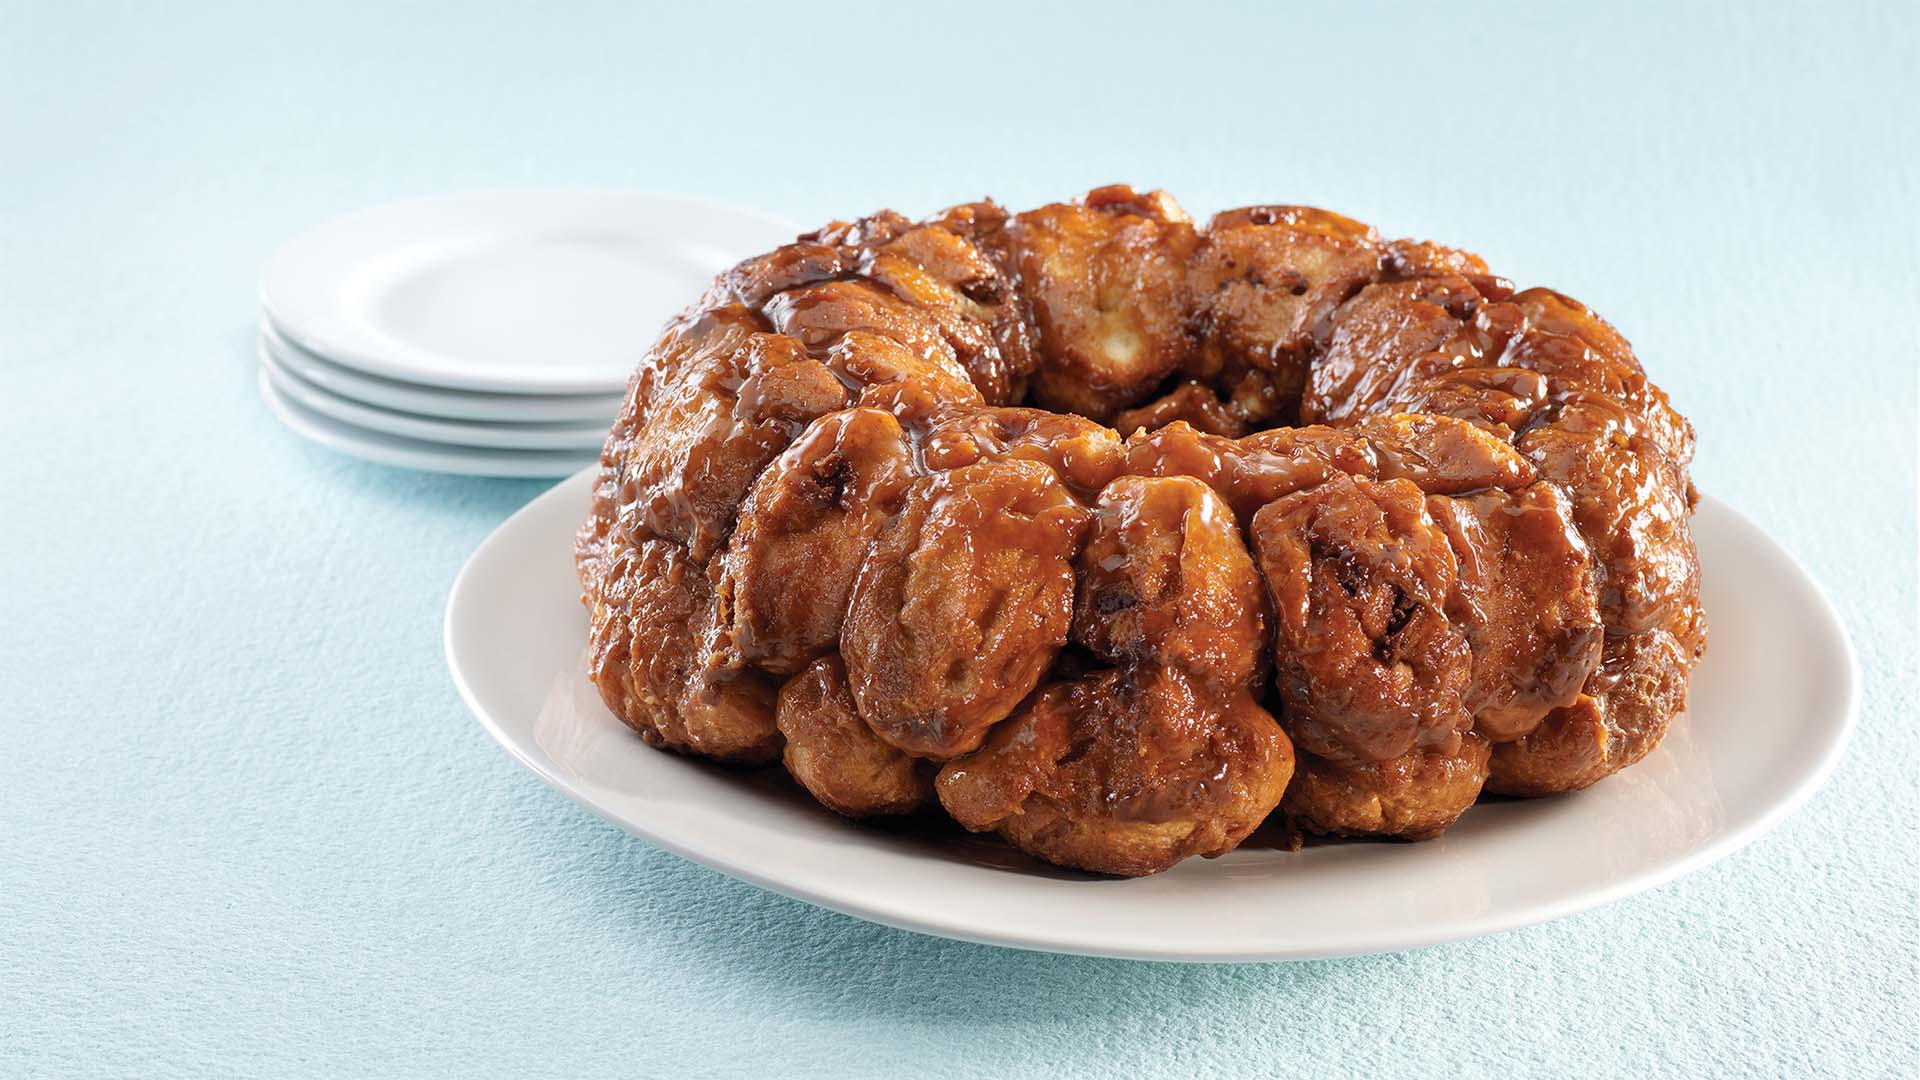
[259, 319, 625, 423]
[445, 467, 1859, 962]
[258, 366, 594, 478]
[260, 189, 800, 395]
[258, 338, 609, 451]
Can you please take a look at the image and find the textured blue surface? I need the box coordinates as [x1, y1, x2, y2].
[3, 2, 1915, 1076]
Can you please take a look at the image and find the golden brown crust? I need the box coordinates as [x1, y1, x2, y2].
[1250, 474, 1473, 765]
[776, 656, 933, 817]
[575, 184, 1705, 873]
[1285, 735, 1490, 840]
[1113, 381, 1248, 439]
[601, 307, 847, 564]
[936, 668, 1293, 876]
[1187, 206, 1382, 426]
[1426, 482, 1603, 740]
[580, 539, 781, 764]
[1072, 475, 1266, 691]
[840, 458, 1091, 759]
[713, 408, 917, 677]
[1008, 187, 1199, 421]
[920, 406, 1126, 497]
[1487, 604, 1704, 795]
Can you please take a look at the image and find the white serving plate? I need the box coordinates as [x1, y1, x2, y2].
[258, 367, 594, 478]
[259, 338, 608, 451]
[260, 191, 799, 394]
[259, 320, 624, 423]
[445, 468, 1857, 962]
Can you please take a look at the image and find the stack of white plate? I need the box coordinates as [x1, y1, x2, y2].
[256, 191, 799, 477]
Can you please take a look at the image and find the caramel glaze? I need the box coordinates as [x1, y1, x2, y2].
[575, 185, 1706, 876]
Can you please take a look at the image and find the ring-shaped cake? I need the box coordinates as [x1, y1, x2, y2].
[574, 185, 1706, 876]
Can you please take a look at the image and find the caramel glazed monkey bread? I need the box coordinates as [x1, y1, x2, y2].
[574, 185, 1706, 877]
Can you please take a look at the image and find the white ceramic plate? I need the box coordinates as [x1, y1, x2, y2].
[259, 320, 624, 423]
[445, 469, 1857, 962]
[260, 338, 608, 451]
[258, 367, 594, 478]
[260, 191, 799, 394]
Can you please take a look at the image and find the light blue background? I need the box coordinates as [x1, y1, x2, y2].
[4, 2, 1915, 1076]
